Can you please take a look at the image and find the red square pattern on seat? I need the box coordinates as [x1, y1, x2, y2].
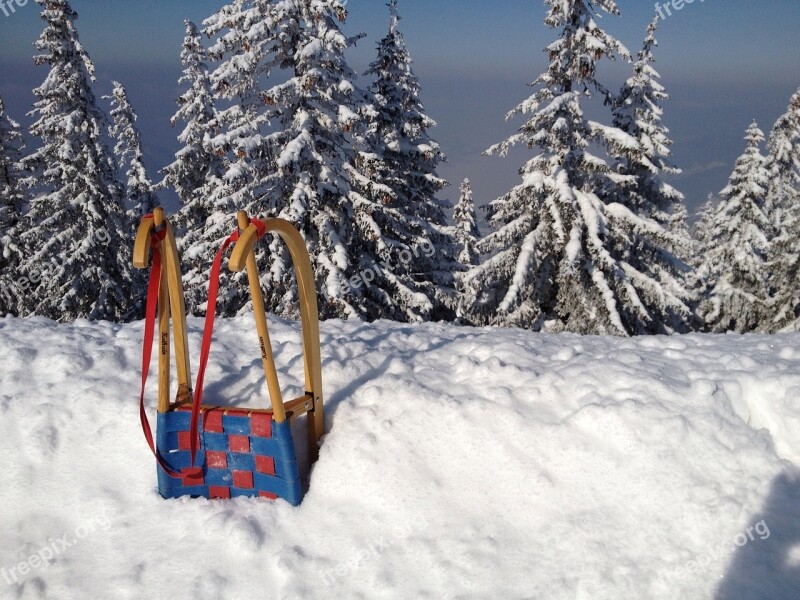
[209, 486, 231, 499]
[206, 451, 228, 469]
[233, 471, 254, 489]
[177, 430, 199, 451]
[229, 435, 250, 453]
[251, 413, 272, 438]
[259, 491, 277, 500]
[182, 467, 204, 486]
[255, 455, 275, 476]
[204, 409, 224, 433]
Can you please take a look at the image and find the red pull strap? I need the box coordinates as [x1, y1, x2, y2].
[140, 224, 252, 478]
[187, 229, 241, 467]
[251, 218, 267, 240]
[138, 229, 184, 478]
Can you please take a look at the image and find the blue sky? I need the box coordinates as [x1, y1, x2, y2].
[1, 0, 799, 217]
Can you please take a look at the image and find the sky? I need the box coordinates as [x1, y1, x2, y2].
[1, 0, 799, 219]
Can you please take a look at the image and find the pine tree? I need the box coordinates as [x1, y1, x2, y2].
[106, 81, 158, 218]
[0, 97, 24, 232]
[697, 122, 773, 333]
[454, 178, 480, 267]
[15, 0, 134, 322]
[689, 195, 718, 324]
[188, 0, 454, 322]
[162, 20, 227, 314]
[203, 0, 274, 215]
[178, 1, 277, 316]
[346, 0, 457, 322]
[0, 96, 26, 316]
[691, 195, 717, 265]
[162, 20, 221, 217]
[466, 1, 691, 335]
[764, 90, 800, 331]
[607, 14, 694, 331]
[257, 0, 379, 320]
[454, 178, 481, 323]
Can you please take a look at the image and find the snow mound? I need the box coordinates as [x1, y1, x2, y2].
[1, 316, 799, 599]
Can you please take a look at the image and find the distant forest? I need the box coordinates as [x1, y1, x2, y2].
[1, 0, 798, 335]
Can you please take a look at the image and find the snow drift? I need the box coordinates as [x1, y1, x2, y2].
[1, 316, 799, 599]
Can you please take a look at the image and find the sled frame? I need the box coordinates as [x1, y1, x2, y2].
[135, 209, 324, 465]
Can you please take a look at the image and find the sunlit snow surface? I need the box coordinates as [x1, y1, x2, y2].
[1, 316, 799, 599]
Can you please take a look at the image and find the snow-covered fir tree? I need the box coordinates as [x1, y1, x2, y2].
[0, 96, 26, 316]
[465, 1, 690, 335]
[15, 0, 134, 321]
[765, 89, 800, 331]
[347, 0, 458, 321]
[454, 178, 480, 267]
[607, 14, 694, 330]
[697, 122, 773, 333]
[106, 81, 158, 218]
[257, 0, 369, 320]
[186, 0, 358, 318]
[0, 97, 24, 232]
[688, 195, 717, 307]
[172, 0, 455, 322]
[162, 20, 221, 223]
[691, 195, 717, 260]
[454, 177, 481, 322]
[161, 19, 228, 315]
[178, 1, 277, 316]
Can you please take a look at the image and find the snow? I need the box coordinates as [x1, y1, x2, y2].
[2, 316, 800, 598]
[590, 120, 639, 151]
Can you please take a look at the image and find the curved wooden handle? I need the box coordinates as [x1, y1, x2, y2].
[261, 219, 322, 399]
[264, 219, 324, 463]
[134, 209, 167, 269]
[229, 215, 325, 461]
[133, 215, 155, 270]
[133, 210, 171, 411]
[231, 211, 286, 422]
[162, 221, 192, 401]
[229, 223, 259, 274]
[132, 209, 192, 410]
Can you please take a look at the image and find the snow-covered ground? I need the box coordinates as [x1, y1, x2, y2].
[1, 316, 800, 599]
